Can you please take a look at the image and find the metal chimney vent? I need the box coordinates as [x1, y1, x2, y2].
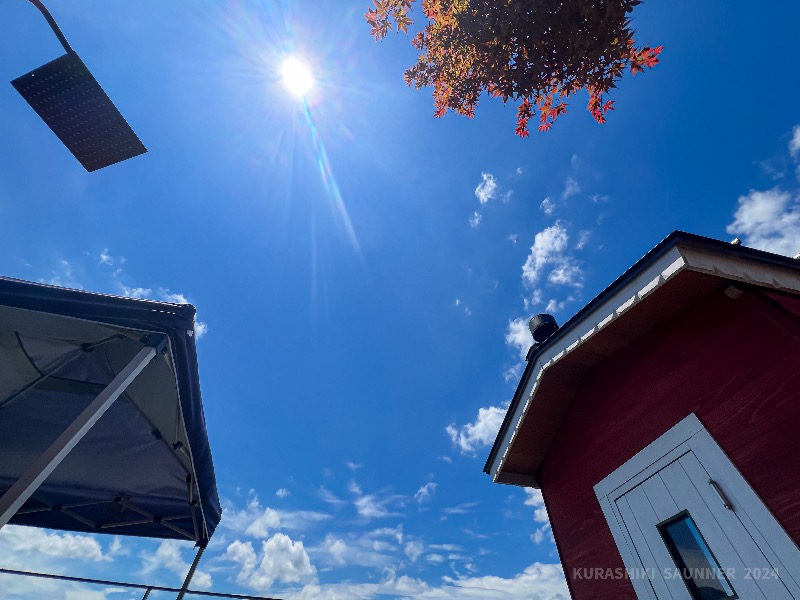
[529, 314, 559, 344]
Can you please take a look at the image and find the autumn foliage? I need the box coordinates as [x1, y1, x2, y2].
[366, 0, 663, 136]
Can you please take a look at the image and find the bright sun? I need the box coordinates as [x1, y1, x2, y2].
[281, 57, 313, 97]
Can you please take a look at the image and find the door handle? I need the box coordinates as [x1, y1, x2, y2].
[709, 479, 733, 510]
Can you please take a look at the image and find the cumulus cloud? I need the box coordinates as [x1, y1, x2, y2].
[430, 563, 568, 599]
[522, 223, 583, 290]
[505, 318, 533, 361]
[0, 525, 110, 563]
[321, 535, 348, 566]
[224, 534, 315, 592]
[446, 405, 506, 454]
[141, 540, 212, 589]
[523, 489, 549, 524]
[726, 125, 800, 256]
[276, 488, 291, 498]
[522, 224, 569, 287]
[475, 173, 499, 204]
[404, 540, 425, 562]
[286, 563, 568, 600]
[727, 188, 800, 256]
[469, 212, 483, 227]
[547, 259, 582, 287]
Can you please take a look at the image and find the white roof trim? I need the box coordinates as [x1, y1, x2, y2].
[489, 243, 800, 482]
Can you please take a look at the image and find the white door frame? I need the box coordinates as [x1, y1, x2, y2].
[594, 413, 800, 599]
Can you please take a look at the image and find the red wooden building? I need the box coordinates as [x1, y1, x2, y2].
[485, 232, 800, 599]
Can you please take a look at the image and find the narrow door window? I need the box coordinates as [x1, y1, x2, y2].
[659, 511, 736, 600]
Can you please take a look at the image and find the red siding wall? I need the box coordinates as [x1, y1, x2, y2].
[538, 287, 800, 599]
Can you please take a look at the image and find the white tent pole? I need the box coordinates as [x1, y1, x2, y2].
[0, 336, 165, 529]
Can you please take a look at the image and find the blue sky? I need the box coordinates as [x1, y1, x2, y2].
[1, 1, 800, 598]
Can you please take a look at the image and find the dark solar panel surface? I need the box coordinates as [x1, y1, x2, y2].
[11, 53, 147, 172]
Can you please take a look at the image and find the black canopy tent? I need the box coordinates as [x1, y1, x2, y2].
[0, 276, 220, 545]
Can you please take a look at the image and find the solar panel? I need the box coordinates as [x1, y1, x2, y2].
[11, 52, 147, 172]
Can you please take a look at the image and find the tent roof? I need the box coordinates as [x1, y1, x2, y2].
[484, 232, 800, 487]
[0, 276, 220, 543]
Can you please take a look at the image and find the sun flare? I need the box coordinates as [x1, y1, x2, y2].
[281, 57, 313, 97]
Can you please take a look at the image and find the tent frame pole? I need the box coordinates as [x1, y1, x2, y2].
[176, 541, 207, 600]
[0, 335, 167, 530]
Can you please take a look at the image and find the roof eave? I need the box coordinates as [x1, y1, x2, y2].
[485, 232, 800, 484]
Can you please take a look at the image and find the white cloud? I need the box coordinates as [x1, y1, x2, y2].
[475, 172, 499, 204]
[276, 488, 291, 498]
[224, 534, 315, 592]
[523, 488, 550, 524]
[121, 286, 152, 299]
[321, 535, 348, 566]
[222, 493, 330, 537]
[354, 494, 397, 519]
[0, 525, 110, 563]
[346, 461, 362, 471]
[347, 479, 363, 495]
[287, 563, 568, 600]
[575, 230, 591, 250]
[522, 223, 569, 287]
[508, 233, 518, 244]
[522, 222, 583, 292]
[561, 177, 580, 200]
[545, 298, 568, 313]
[404, 540, 425, 562]
[99, 249, 114, 266]
[156, 289, 208, 339]
[244, 507, 281, 538]
[442, 502, 479, 516]
[318, 486, 345, 505]
[446, 406, 506, 454]
[505, 318, 532, 361]
[159, 289, 190, 304]
[469, 211, 483, 227]
[193, 320, 208, 339]
[789, 125, 800, 161]
[454, 298, 471, 316]
[539, 197, 555, 215]
[414, 482, 437, 504]
[427, 563, 568, 599]
[309, 528, 402, 570]
[516, 167, 524, 175]
[726, 188, 800, 256]
[141, 540, 212, 589]
[547, 259, 582, 288]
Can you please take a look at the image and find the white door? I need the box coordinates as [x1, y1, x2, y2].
[595, 414, 800, 600]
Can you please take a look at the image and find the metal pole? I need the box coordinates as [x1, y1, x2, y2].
[25, 0, 74, 54]
[176, 542, 207, 600]
[0, 341, 161, 529]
